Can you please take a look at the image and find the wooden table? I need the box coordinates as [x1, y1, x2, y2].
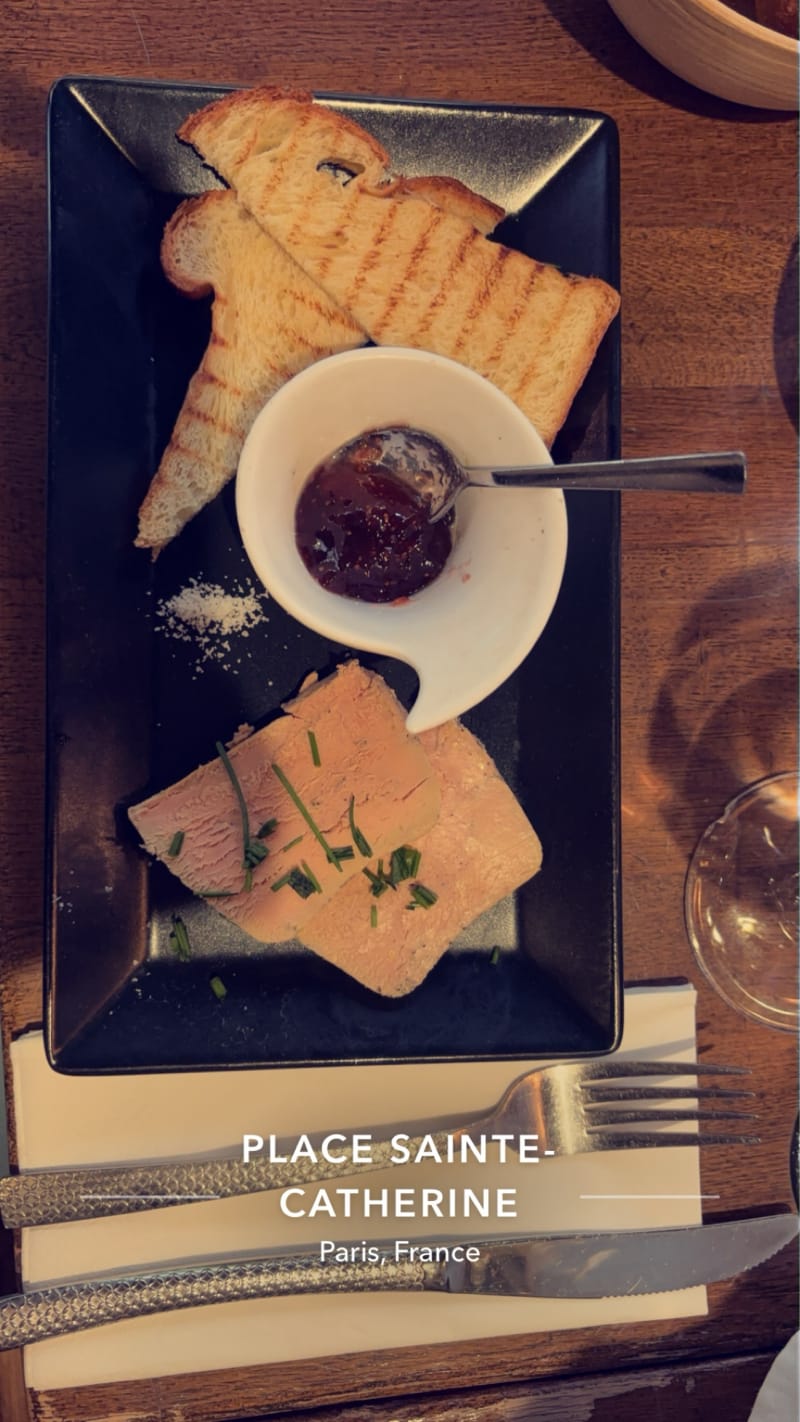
[0, 2, 797, 1418]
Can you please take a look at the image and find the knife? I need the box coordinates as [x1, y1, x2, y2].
[0, 1214, 795, 1350]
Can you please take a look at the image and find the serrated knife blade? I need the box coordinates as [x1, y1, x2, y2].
[0, 1215, 795, 1350]
[439, 1213, 798, 1298]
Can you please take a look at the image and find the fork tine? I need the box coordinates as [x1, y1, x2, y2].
[582, 1085, 755, 1102]
[585, 1107, 757, 1126]
[593, 1131, 762, 1150]
[583, 1059, 750, 1079]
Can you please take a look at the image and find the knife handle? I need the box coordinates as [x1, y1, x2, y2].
[0, 1254, 426, 1350]
[0, 1130, 457, 1228]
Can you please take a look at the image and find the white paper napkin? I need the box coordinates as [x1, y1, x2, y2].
[10, 984, 708, 1392]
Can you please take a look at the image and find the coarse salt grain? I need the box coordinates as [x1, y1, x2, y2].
[155, 579, 269, 674]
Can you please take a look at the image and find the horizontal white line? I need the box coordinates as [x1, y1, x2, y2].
[580, 1193, 720, 1200]
[78, 1194, 220, 1201]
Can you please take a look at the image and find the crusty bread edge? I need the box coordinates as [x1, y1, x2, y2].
[395, 174, 504, 235]
[158, 192, 228, 297]
[179, 85, 392, 183]
[535, 276, 620, 446]
[178, 90, 508, 236]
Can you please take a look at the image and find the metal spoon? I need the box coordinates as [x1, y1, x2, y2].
[353, 428, 746, 523]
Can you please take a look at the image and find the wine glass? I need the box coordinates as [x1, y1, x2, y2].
[684, 770, 799, 1032]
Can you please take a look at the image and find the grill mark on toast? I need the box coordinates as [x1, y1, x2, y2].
[282, 328, 327, 355]
[299, 339, 360, 360]
[483, 257, 546, 371]
[316, 226, 348, 283]
[182, 404, 241, 436]
[268, 300, 361, 347]
[194, 368, 243, 397]
[371, 207, 444, 339]
[452, 244, 512, 357]
[260, 106, 316, 213]
[406, 228, 479, 343]
[166, 437, 229, 465]
[285, 276, 363, 334]
[344, 202, 402, 314]
[269, 323, 348, 359]
[509, 278, 573, 402]
[280, 111, 327, 250]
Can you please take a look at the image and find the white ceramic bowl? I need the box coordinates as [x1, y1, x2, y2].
[608, 0, 799, 110]
[236, 348, 567, 734]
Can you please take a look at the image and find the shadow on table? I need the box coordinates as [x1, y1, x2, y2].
[540, 0, 793, 121]
[774, 239, 799, 431]
[221, 1264, 796, 1421]
[647, 561, 797, 857]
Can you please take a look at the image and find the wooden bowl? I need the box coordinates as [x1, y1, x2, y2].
[607, 0, 799, 109]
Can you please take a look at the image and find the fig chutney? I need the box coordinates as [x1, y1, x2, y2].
[295, 428, 454, 604]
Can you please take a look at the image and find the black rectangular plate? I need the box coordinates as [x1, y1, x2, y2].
[45, 78, 622, 1072]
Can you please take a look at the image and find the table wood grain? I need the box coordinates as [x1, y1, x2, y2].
[0, 1, 797, 1419]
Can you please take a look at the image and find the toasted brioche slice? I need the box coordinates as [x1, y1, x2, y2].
[128, 662, 440, 942]
[301, 717, 542, 996]
[178, 89, 503, 236]
[180, 89, 619, 446]
[135, 189, 364, 554]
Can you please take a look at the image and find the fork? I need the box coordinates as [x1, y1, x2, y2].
[0, 1058, 758, 1229]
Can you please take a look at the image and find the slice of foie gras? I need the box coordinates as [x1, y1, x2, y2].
[128, 662, 440, 942]
[301, 717, 542, 996]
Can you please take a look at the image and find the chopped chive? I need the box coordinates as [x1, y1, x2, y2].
[281, 835, 304, 853]
[167, 830, 184, 858]
[407, 882, 438, 911]
[375, 857, 396, 890]
[332, 844, 355, 862]
[215, 740, 268, 888]
[363, 866, 389, 898]
[370, 904, 378, 929]
[270, 864, 320, 898]
[198, 888, 235, 899]
[210, 975, 227, 1000]
[307, 730, 321, 767]
[257, 818, 278, 839]
[272, 762, 342, 871]
[168, 915, 192, 960]
[489, 945, 501, 966]
[245, 839, 269, 868]
[287, 866, 318, 899]
[389, 844, 421, 886]
[216, 739, 251, 864]
[348, 795, 372, 858]
[300, 860, 323, 894]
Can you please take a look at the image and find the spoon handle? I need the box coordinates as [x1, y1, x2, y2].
[488, 451, 746, 493]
